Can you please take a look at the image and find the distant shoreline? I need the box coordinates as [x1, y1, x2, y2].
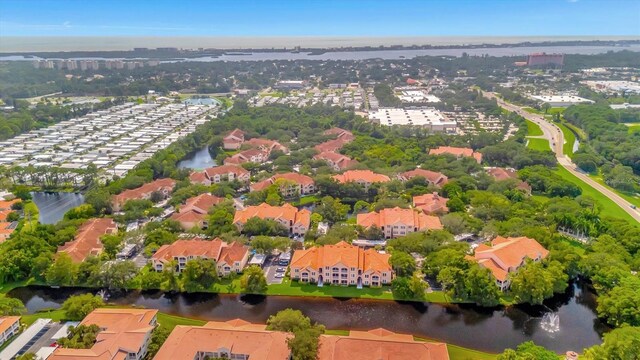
[1, 35, 639, 53]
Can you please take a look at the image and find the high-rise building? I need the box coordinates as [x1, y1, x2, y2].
[527, 53, 564, 67]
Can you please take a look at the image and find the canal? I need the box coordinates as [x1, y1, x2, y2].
[177, 146, 217, 170]
[8, 281, 606, 353]
[30, 192, 85, 225]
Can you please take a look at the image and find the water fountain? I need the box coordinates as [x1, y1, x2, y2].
[97, 289, 110, 301]
[540, 312, 560, 333]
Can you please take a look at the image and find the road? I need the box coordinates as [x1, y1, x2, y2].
[484, 91, 640, 223]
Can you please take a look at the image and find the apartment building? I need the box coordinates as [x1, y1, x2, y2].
[189, 165, 250, 185]
[0, 317, 20, 346]
[413, 193, 449, 214]
[290, 241, 393, 287]
[397, 169, 448, 187]
[154, 319, 292, 360]
[468, 236, 549, 290]
[357, 207, 442, 239]
[48, 309, 157, 360]
[428, 146, 482, 164]
[233, 203, 311, 237]
[170, 193, 225, 230]
[151, 238, 250, 275]
[314, 151, 359, 171]
[332, 170, 390, 190]
[111, 178, 176, 211]
[222, 129, 245, 150]
[486, 167, 532, 195]
[319, 328, 450, 360]
[57, 218, 118, 262]
[250, 172, 315, 196]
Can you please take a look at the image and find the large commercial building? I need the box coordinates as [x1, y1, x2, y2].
[527, 53, 564, 67]
[369, 108, 456, 132]
[530, 95, 594, 107]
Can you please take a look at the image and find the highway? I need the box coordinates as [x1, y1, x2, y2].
[484, 91, 640, 223]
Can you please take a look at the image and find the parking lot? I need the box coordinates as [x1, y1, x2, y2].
[263, 256, 287, 284]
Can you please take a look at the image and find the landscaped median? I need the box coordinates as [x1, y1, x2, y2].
[554, 166, 637, 224]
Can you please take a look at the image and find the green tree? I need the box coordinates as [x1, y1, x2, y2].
[101, 234, 123, 259]
[182, 258, 219, 292]
[288, 325, 325, 360]
[61, 294, 105, 321]
[509, 261, 555, 305]
[95, 260, 138, 290]
[389, 251, 416, 277]
[251, 236, 291, 254]
[0, 294, 26, 315]
[45, 253, 77, 286]
[583, 326, 640, 360]
[266, 308, 312, 332]
[464, 264, 501, 307]
[243, 217, 289, 237]
[144, 326, 171, 359]
[596, 276, 640, 327]
[315, 196, 349, 225]
[58, 324, 100, 349]
[498, 341, 559, 360]
[16, 353, 36, 360]
[239, 265, 267, 294]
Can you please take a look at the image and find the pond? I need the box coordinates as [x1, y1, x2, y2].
[30, 191, 85, 224]
[8, 281, 607, 353]
[177, 146, 217, 170]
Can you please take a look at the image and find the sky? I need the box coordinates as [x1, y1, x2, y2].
[1, 0, 639, 37]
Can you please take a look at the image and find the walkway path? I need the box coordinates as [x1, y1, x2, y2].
[484, 91, 640, 223]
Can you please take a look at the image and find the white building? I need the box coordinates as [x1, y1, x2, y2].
[530, 95, 595, 107]
[368, 107, 456, 132]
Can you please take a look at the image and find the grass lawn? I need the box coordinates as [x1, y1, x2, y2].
[556, 122, 576, 157]
[291, 195, 319, 207]
[21, 309, 67, 326]
[266, 278, 449, 303]
[554, 166, 637, 223]
[525, 120, 543, 136]
[527, 137, 550, 151]
[414, 336, 498, 360]
[589, 173, 640, 208]
[563, 122, 587, 141]
[626, 123, 640, 134]
[157, 312, 206, 330]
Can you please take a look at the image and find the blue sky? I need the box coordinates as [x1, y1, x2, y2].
[1, 0, 639, 37]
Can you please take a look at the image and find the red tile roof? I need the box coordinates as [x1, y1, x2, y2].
[233, 203, 310, 229]
[49, 308, 157, 360]
[318, 328, 449, 360]
[471, 236, 549, 281]
[399, 169, 448, 186]
[413, 193, 449, 214]
[57, 218, 117, 262]
[333, 170, 390, 184]
[314, 152, 359, 170]
[250, 172, 315, 192]
[429, 146, 482, 163]
[357, 207, 442, 230]
[291, 241, 391, 273]
[112, 178, 176, 207]
[154, 319, 292, 360]
[152, 238, 248, 265]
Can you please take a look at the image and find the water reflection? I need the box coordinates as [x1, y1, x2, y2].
[30, 192, 85, 224]
[177, 146, 217, 170]
[7, 282, 606, 353]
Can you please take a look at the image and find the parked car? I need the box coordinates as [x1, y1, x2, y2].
[276, 267, 286, 273]
[275, 273, 284, 278]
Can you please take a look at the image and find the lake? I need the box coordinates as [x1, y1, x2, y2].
[8, 281, 607, 353]
[30, 191, 85, 224]
[2, 44, 639, 62]
[177, 146, 217, 170]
